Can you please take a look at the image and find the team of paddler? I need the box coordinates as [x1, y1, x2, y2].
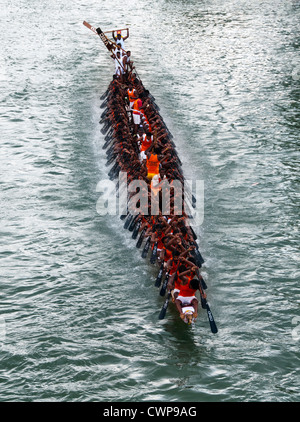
[99, 29, 213, 326]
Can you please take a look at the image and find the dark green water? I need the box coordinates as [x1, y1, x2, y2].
[0, 0, 299, 402]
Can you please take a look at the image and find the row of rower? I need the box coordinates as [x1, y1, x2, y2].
[100, 65, 208, 325]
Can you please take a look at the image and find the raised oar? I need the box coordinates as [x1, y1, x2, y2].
[150, 241, 158, 264]
[158, 292, 171, 320]
[83, 22, 126, 75]
[155, 262, 164, 287]
[103, 27, 129, 34]
[95, 27, 127, 73]
[83, 21, 114, 51]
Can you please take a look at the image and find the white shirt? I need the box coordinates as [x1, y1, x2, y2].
[115, 37, 125, 49]
[114, 57, 123, 75]
[114, 47, 123, 58]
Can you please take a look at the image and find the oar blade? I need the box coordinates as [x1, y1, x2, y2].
[132, 220, 141, 239]
[158, 293, 171, 320]
[206, 303, 218, 334]
[155, 263, 164, 287]
[141, 237, 150, 258]
[136, 227, 146, 248]
[124, 214, 133, 229]
[150, 242, 158, 264]
[159, 273, 169, 296]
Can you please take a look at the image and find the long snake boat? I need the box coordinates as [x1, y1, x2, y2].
[83, 21, 217, 333]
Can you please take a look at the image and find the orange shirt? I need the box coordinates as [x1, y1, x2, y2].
[178, 281, 197, 297]
[164, 248, 173, 262]
[146, 154, 160, 174]
[155, 231, 165, 249]
[133, 98, 142, 115]
[128, 89, 135, 103]
[169, 260, 180, 276]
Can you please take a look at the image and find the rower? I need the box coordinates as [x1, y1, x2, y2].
[127, 85, 136, 110]
[160, 235, 173, 263]
[113, 43, 123, 59]
[168, 263, 188, 302]
[136, 125, 144, 142]
[114, 51, 124, 79]
[150, 224, 165, 261]
[132, 94, 143, 134]
[175, 278, 200, 321]
[167, 250, 181, 277]
[139, 131, 153, 161]
[146, 147, 160, 181]
[123, 51, 133, 76]
[112, 29, 129, 50]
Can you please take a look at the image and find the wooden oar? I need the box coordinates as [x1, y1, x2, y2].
[196, 271, 207, 291]
[103, 28, 129, 34]
[109, 166, 120, 181]
[102, 137, 112, 150]
[108, 162, 119, 178]
[159, 272, 169, 296]
[158, 292, 171, 320]
[155, 262, 164, 287]
[128, 214, 139, 232]
[100, 98, 108, 109]
[101, 106, 109, 117]
[189, 225, 197, 240]
[199, 275, 207, 290]
[100, 89, 109, 100]
[83, 22, 126, 72]
[124, 214, 133, 229]
[191, 242, 204, 267]
[150, 241, 158, 264]
[104, 132, 112, 142]
[136, 227, 146, 248]
[141, 237, 151, 258]
[205, 302, 218, 334]
[106, 153, 116, 167]
[198, 282, 218, 334]
[101, 123, 111, 135]
[132, 219, 141, 239]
